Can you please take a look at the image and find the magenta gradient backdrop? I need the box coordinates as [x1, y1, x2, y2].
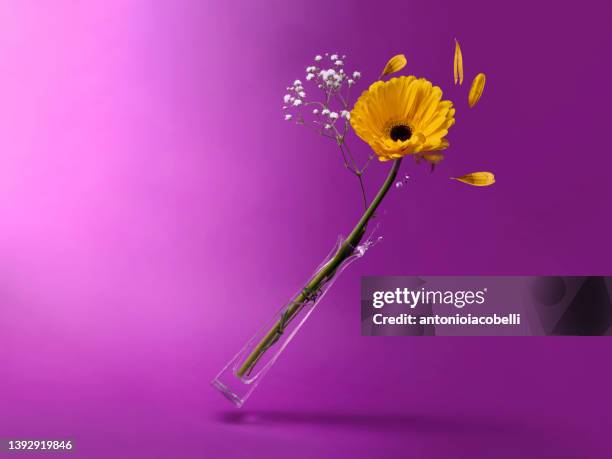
[1, 1, 611, 458]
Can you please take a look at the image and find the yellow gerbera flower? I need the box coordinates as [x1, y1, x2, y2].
[350, 76, 455, 161]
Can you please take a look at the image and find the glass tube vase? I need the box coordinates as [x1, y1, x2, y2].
[211, 235, 371, 407]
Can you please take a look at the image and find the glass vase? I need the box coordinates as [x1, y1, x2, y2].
[211, 234, 373, 407]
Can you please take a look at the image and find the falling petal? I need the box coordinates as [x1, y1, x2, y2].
[468, 73, 486, 108]
[452, 172, 495, 186]
[453, 39, 464, 85]
[381, 54, 407, 77]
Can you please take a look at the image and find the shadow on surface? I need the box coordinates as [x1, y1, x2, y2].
[216, 410, 525, 436]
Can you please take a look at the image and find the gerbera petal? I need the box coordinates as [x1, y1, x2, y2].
[454, 39, 464, 85]
[468, 73, 486, 108]
[381, 54, 407, 77]
[423, 153, 444, 164]
[407, 79, 434, 121]
[414, 86, 443, 127]
[422, 109, 452, 136]
[452, 172, 495, 186]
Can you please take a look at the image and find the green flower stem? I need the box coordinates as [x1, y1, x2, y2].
[236, 158, 402, 379]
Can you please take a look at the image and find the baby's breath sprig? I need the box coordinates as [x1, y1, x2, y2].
[282, 52, 373, 209]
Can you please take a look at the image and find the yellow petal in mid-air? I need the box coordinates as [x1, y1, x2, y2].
[452, 172, 495, 186]
[468, 73, 486, 108]
[381, 54, 407, 77]
[453, 39, 463, 85]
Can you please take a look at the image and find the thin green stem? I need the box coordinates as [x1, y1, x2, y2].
[337, 141, 367, 210]
[236, 158, 402, 378]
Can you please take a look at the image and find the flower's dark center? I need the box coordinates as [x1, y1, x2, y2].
[390, 124, 412, 142]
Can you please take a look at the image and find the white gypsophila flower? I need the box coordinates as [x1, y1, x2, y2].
[281, 52, 356, 138]
[320, 68, 344, 89]
[319, 69, 335, 80]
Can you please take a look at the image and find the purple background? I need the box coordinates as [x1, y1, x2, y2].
[1, 1, 611, 457]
